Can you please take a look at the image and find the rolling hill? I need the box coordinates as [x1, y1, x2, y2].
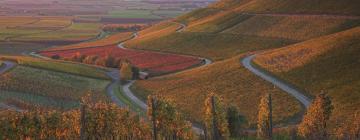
[122, 0, 360, 129]
[254, 27, 360, 125]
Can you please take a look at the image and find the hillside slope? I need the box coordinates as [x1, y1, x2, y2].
[123, 0, 359, 129]
[254, 27, 360, 124]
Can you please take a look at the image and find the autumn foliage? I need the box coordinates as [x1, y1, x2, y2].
[40, 45, 202, 75]
[147, 95, 194, 140]
[204, 93, 230, 139]
[257, 93, 273, 140]
[298, 93, 333, 140]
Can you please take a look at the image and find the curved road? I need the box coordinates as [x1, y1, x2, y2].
[241, 55, 311, 107]
[114, 23, 212, 134]
[0, 61, 16, 74]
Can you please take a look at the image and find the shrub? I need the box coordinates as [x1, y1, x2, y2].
[51, 55, 61, 59]
[82, 55, 98, 65]
[119, 61, 133, 82]
[147, 95, 194, 140]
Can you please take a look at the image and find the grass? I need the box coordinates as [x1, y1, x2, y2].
[0, 91, 79, 110]
[12, 23, 101, 42]
[0, 16, 75, 41]
[0, 16, 40, 27]
[0, 42, 47, 55]
[112, 83, 144, 115]
[107, 9, 162, 19]
[176, 8, 222, 24]
[152, 10, 186, 18]
[185, 12, 253, 33]
[127, 31, 295, 61]
[0, 65, 110, 104]
[254, 27, 360, 125]
[236, 0, 360, 15]
[47, 32, 133, 51]
[133, 55, 302, 127]
[0, 56, 109, 80]
[125, 22, 181, 47]
[223, 15, 360, 41]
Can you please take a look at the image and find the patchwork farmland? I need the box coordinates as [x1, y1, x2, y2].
[0, 0, 359, 139]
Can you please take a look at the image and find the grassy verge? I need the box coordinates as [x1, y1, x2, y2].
[113, 83, 145, 116]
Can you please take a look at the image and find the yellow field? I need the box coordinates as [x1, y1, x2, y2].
[254, 27, 360, 125]
[0, 16, 101, 42]
[223, 15, 360, 41]
[47, 32, 133, 51]
[133, 54, 302, 126]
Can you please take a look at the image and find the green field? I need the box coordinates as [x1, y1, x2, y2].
[0, 65, 110, 109]
[108, 10, 162, 19]
[0, 91, 79, 110]
[1, 56, 109, 79]
[13, 23, 101, 42]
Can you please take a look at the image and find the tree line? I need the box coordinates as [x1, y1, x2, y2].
[53, 53, 139, 81]
[0, 92, 359, 140]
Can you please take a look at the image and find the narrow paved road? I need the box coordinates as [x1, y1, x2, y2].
[105, 70, 126, 107]
[0, 61, 16, 74]
[242, 55, 311, 107]
[115, 23, 212, 135]
[174, 22, 186, 32]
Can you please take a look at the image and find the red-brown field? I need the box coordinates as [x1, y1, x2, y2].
[40, 45, 202, 75]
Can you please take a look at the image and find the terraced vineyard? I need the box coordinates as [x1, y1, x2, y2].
[0, 65, 109, 110]
[0, 0, 359, 139]
[0, 16, 101, 43]
[47, 32, 133, 51]
[254, 27, 360, 125]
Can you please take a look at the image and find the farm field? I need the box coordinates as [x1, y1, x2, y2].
[46, 32, 133, 51]
[0, 65, 109, 110]
[132, 54, 302, 126]
[127, 31, 295, 61]
[39, 45, 202, 75]
[122, 0, 360, 133]
[12, 23, 101, 42]
[0, 42, 47, 55]
[0, 0, 359, 139]
[0, 16, 101, 43]
[253, 27, 360, 124]
[107, 10, 162, 19]
[0, 56, 109, 79]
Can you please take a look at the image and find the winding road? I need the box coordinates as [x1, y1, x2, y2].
[242, 55, 311, 107]
[113, 23, 212, 135]
[18, 19, 312, 134]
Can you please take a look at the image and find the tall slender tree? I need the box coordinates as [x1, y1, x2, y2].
[257, 93, 273, 140]
[204, 93, 229, 140]
[119, 61, 133, 81]
[298, 93, 333, 140]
